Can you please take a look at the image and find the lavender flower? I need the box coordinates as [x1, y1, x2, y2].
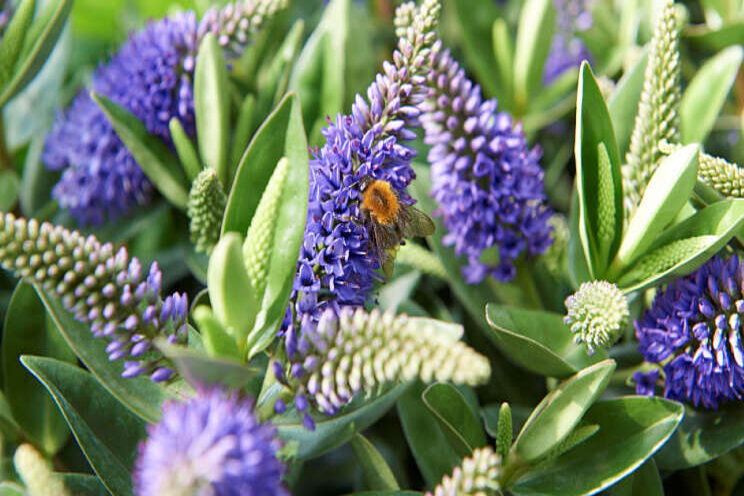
[274, 307, 490, 430]
[134, 390, 286, 496]
[421, 49, 553, 284]
[633, 370, 660, 396]
[286, 0, 441, 335]
[0, 213, 188, 381]
[636, 255, 744, 409]
[543, 0, 593, 85]
[43, 1, 285, 226]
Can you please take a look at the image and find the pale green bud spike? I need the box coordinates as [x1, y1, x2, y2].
[394, 2, 417, 39]
[14, 444, 71, 496]
[426, 447, 503, 496]
[243, 157, 289, 296]
[395, 242, 446, 279]
[597, 143, 617, 263]
[622, 0, 681, 217]
[662, 141, 744, 198]
[564, 281, 629, 353]
[618, 235, 714, 286]
[187, 169, 226, 255]
[542, 214, 569, 279]
[495, 402, 512, 459]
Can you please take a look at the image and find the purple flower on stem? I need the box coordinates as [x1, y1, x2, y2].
[543, 0, 593, 85]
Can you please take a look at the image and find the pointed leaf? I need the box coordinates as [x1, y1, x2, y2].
[351, 433, 399, 491]
[62, 473, 109, 496]
[485, 304, 606, 378]
[452, 0, 501, 100]
[511, 397, 683, 496]
[2, 281, 73, 455]
[191, 306, 241, 360]
[610, 459, 664, 496]
[513, 0, 555, 110]
[0, 0, 36, 91]
[194, 33, 230, 183]
[681, 46, 743, 144]
[92, 92, 188, 208]
[514, 360, 616, 463]
[21, 356, 147, 496]
[169, 117, 201, 182]
[422, 383, 486, 458]
[608, 51, 648, 159]
[575, 62, 623, 277]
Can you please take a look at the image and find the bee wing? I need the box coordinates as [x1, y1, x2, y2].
[381, 248, 396, 278]
[403, 206, 435, 237]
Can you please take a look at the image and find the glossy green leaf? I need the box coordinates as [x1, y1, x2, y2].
[422, 383, 486, 458]
[613, 144, 699, 270]
[0, 0, 35, 91]
[0, 0, 73, 106]
[681, 45, 743, 144]
[35, 283, 174, 423]
[513, 360, 615, 463]
[491, 18, 513, 106]
[2, 281, 73, 455]
[568, 190, 592, 287]
[169, 117, 201, 182]
[0, 169, 19, 212]
[485, 304, 605, 378]
[452, 0, 501, 100]
[397, 382, 460, 487]
[608, 51, 648, 159]
[256, 20, 304, 112]
[655, 403, 744, 470]
[575, 62, 623, 277]
[618, 199, 744, 292]
[62, 473, 109, 496]
[610, 459, 663, 496]
[513, 0, 555, 110]
[351, 434, 399, 491]
[194, 33, 230, 183]
[191, 305, 241, 360]
[275, 384, 408, 460]
[21, 356, 146, 496]
[511, 397, 684, 496]
[686, 22, 744, 52]
[92, 92, 188, 208]
[229, 94, 255, 180]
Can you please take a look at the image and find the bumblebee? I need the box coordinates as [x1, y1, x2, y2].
[359, 177, 435, 277]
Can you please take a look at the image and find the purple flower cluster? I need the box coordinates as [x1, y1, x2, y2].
[543, 0, 593, 85]
[636, 255, 744, 409]
[421, 49, 553, 284]
[43, 13, 198, 225]
[134, 390, 286, 496]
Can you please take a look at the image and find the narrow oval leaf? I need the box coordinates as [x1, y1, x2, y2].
[62, 473, 109, 496]
[169, 117, 201, 182]
[681, 45, 743, 144]
[0, 0, 73, 106]
[92, 92, 188, 208]
[0, 169, 20, 212]
[614, 144, 700, 269]
[351, 433, 399, 491]
[35, 283, 174, 423]
[514, 360, 616, 463]
[513, 0, 555, 109]
[452, 0, 501, 101]
[229, 94, 256, 180]
[21, 356, 147, 496]
[2, 281, 73, 455]
[511, 397, 684, 496]
[191, 306, 241, 360]
[0, 0, 36, 90]
[485, 304, 606, 378]
[194, 33, 230, 184]
[610, 459, 664, 496]
[575, 62, 623, 277]
[608, 51, 648, 158]
[422, 383, 486, 458]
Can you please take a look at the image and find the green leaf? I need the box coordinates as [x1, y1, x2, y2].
[655, 403, 744, 470]
[495, 402, 513, 458]
[256, 19, 304, 113]
[194, 33, 230, 184]
[575, 62, 623, 277]
[191, 306, 241, 360]
[0, 390, 21, 441]
[62, 473, 109, 496]
[0, 482, 26, 496]
[156, 340, 260, 391]
[0, 0, 36, 91]
[491, 18, 513, 107]
[421, 383, 486, 458]
[617, 199, 744, 292]
[452, 0, 501, 101]
[229, 94, 255, 180]
[485, 304, 606, 378]
[397, 382, 460, 487]
[169, 117, 201, 182]
[610, 459, 663, 496]
[511, 397, 684, 496]
[274, 383, 408, 460]
[34, 283, 174, 423]
[608, 51, 648, 159]
[0, 169, 20, 212]
[351, 434, 399, 491]
[19, 136, 57, 217]
[613, 143, 699, 270]
[0, 0, 73, 107]
[686, 22, 744, 52]
[513, 0, 555, 111]
[681, 45, 743, 144]
[21, 356, 147, 496]
[2, 281, 73, 455]
[514, 360, 616, 463]
[92, 92, 188, 208]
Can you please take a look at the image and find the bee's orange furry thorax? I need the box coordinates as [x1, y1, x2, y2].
[361, 180, 400, 225]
